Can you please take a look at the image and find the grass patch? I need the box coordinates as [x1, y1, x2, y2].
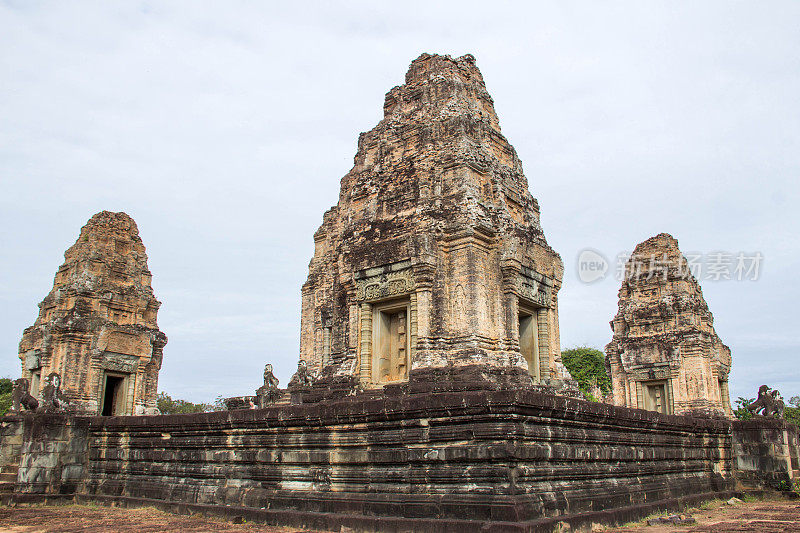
[606, 499, 723, 530]
[699, 498, 723, 510]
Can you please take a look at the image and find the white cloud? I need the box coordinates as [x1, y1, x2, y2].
[1, 1, 798, 403]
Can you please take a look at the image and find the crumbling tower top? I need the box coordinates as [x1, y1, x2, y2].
[382, 53, 501, 131]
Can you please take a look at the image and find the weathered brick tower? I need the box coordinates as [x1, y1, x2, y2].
[17, 211, 167, 415]
[605, 233, 733, 417]
[300, 53, 569, 389]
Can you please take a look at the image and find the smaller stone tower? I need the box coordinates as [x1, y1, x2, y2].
[605, 233, 732, 417]
[17, 211, 167, 415]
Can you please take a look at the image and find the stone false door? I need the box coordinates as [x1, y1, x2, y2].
[644, 381, 668, 414]
[502, 260, 556, 383]
[375, 307, 407, 383]
[518, 306, 541, 381]
[355, 261, 417, 387]
[636, 378, 674, 415]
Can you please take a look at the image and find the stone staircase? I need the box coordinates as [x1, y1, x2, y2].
[275, 390, 291, 405]
[0, 463, 18, 494]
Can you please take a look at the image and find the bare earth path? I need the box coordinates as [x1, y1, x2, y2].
[0, 498, 798, 532]
[604, 497, 800, 532]
[0, 504, 326, 533]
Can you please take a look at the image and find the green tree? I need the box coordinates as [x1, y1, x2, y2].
[156, 392, 213, 414]
[733, 397, 755, 420]
[0, 377, 12, 416]
[561, 347, 611, 400]
[785, 396, 800, 426]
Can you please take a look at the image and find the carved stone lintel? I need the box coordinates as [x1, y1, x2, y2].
[24, 351, 41, 371]
[355, 262, 415, 302]
[500, 259, 554, 308]
[101, 351, 139, 374]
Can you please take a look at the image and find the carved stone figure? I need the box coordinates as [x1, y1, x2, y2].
[605, 234, 733, 417]
[748, 385, 785, 418]
[772, 390, 786, 419]
[255, 363, 282, 408]
[40, 372, 70, 413]
[17, 211, 167, 415]
[288, 360, 315, 389]
[11, 378, 39, 412]
[263, 363, 280, 388]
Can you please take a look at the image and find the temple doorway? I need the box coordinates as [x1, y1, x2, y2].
[101, 373, 128, 416]
[519, 305, 540, 381]
[643, 380, 670, 414]
[374, 302, 409, 383]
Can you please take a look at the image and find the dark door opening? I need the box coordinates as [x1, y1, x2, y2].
[102, 375, 125, 416]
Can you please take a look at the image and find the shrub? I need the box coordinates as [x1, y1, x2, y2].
[561, 347, 611, 397]
[0, 377, 12, 416]
[733, 397, 754, 420]
[156, 392, 213, 414]
[785, 396, 800, 426]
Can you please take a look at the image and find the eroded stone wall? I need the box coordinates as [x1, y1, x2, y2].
[28, 385, 800, 530]
[77, 388, 731, 529]
[605, 233, 732, 417]
[300, 54, 568, 389]
[16, 414, 89, 495]
[17, 211, 167, 415]
[732, 418, 800, 490]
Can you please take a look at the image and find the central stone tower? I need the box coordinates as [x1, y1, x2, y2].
[300, 54, 566, 389]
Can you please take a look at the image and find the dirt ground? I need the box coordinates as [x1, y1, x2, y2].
[604, 497, 800, 532]
[0, 504, 326, 533]
[0, 498, 798, 532]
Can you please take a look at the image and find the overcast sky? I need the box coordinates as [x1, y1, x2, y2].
[1, 2, 798, 404]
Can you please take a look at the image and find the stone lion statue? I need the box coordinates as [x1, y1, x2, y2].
[255, 363, 282, 408]
[263, 363, 280, 388]
[288, 360, 315, 389]
[748, 385, 785, 418]
[11, 378, 39, 412]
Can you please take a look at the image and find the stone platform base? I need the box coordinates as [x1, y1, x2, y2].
[1, 491, 740, 533]
[1, 383, 738, 532]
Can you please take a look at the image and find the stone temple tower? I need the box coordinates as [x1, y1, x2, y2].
[605, 233, 733, 417]
[300, 54, 569, 390]
[18, 211, 167, 415]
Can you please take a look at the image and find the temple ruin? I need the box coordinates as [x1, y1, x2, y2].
[4, 54, 793, 533]
[605, 233, 733, 417]
[17, 211, 166, 416]
[300, 53, 573, 390]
